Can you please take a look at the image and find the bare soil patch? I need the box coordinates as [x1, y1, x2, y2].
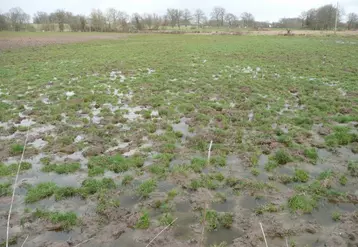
[0, 33, 126, 50]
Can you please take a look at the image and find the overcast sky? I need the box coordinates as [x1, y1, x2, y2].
[2, 0, 358, 22]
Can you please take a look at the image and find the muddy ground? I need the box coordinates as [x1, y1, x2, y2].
[0, 33, 125, 50]
[0, 34, 358, 247]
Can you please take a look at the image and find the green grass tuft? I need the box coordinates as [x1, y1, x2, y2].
[288, 194, 317, 213]
[135, 211, 150, 229]
[136, 179, 157, 197]
[273, 149, 292, 165]
[25, 182, 57, 203]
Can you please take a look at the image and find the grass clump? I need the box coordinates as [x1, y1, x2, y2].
[203, 210, 233, 231]
[33, 209, 77, 230]
[251, 168, 260, 176]
[348, 160, 358, 177]
[159, 213, 174, 226]
[10, 144, 24, 155]
[41, 163, 80, 174]
[136, 179, 157, 197]
[167, 188, 178, 200]
[25, 182, 58, 203]
[304, 148, 318, 163]
[339, 175, 347, 185]
[332, 211, 341, 221]
[288, 194, 317, 213]
[88, 154, 131, 174]
[54, 186, 78, 201]
[122, 174, 134, 185]
[211, 156, 226, 167]
[79, 178, 116, 198]
[255, 203, 280, 215]
[325, 126, 357, 146]
[265, 161, 278, 172]
[273, 149, 292, 165]
[293, 169, 309, 183]
[96, 191, 120, 214]
[88, 166, 105, 177]
[190, 157, 206, 172]
[135, 211, 150, 229]
[0, 162, 32, 177]
[0, 182, 12, 197]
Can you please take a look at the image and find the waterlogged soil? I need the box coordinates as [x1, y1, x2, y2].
[1, 34, 358, 247]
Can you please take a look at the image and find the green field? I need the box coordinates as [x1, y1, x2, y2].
[1, 34, 358, 247]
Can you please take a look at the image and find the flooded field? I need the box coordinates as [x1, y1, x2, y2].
[0, 33, 358, 247]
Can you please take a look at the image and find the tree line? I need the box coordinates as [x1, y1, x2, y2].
[0, 4, 357, 32]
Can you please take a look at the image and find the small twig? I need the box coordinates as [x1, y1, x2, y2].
[145, 218, 178, 247]
[20, 235, 29, 247]
[6, 129, 29, 247]
[207, 140, 213, 165]
[259, 222, 269, 247]
[285, 237, 289, 247]
[74, 237, 94, 247]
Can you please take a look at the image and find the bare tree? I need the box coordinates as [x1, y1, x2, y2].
[241, 12, 255, 28]
[211, 6, 226, 26]
[166, 9, 182, 28]
[225, 13, 237, 27]
[90, 9, 106, 32]
[33, 11, 49, 24]
[182, 9, 192, 27]
[0, 13, 9, 31]
[347, 12, 358, 30]
[53, 9, 66, 32]
[7, 7, 30, 31]
[194, 9, 206, 28]
[106, 8, 119, 31]
[132, 13, 142, 30]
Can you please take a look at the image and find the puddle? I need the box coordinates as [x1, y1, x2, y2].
[157, 181, 176, 192]
[118, 194, 140, 208]
[120, 105, 143, 121]
[239, 195, 267, 210]
[212, 199, 236, 212]
[176, 201, 191, 212]
[65, 91, 75, 98]
[206, 228, 244, 246]
[74, 135, 84, 143]
[172, 117, 195, 139]
[173, 212, 197, 240]
[30, 138, 48, 149]
[258, 154, 268, 166]
[248, 111, 254, 121]
[105, 142, 129, 153]
[15, 119, 35, 127]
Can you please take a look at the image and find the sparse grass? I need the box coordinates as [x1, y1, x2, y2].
[255, 203, 280, 215]
[135, 211, 150, 229]
[159, 213, 174, 226]
[136, 179, 157, 197]
[348, 160, 358, 177]
[0, 182, 12, 197]
[167, 188, 178, 200]
[33, 209, 77, 230]
[2, 33, 358, 242]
